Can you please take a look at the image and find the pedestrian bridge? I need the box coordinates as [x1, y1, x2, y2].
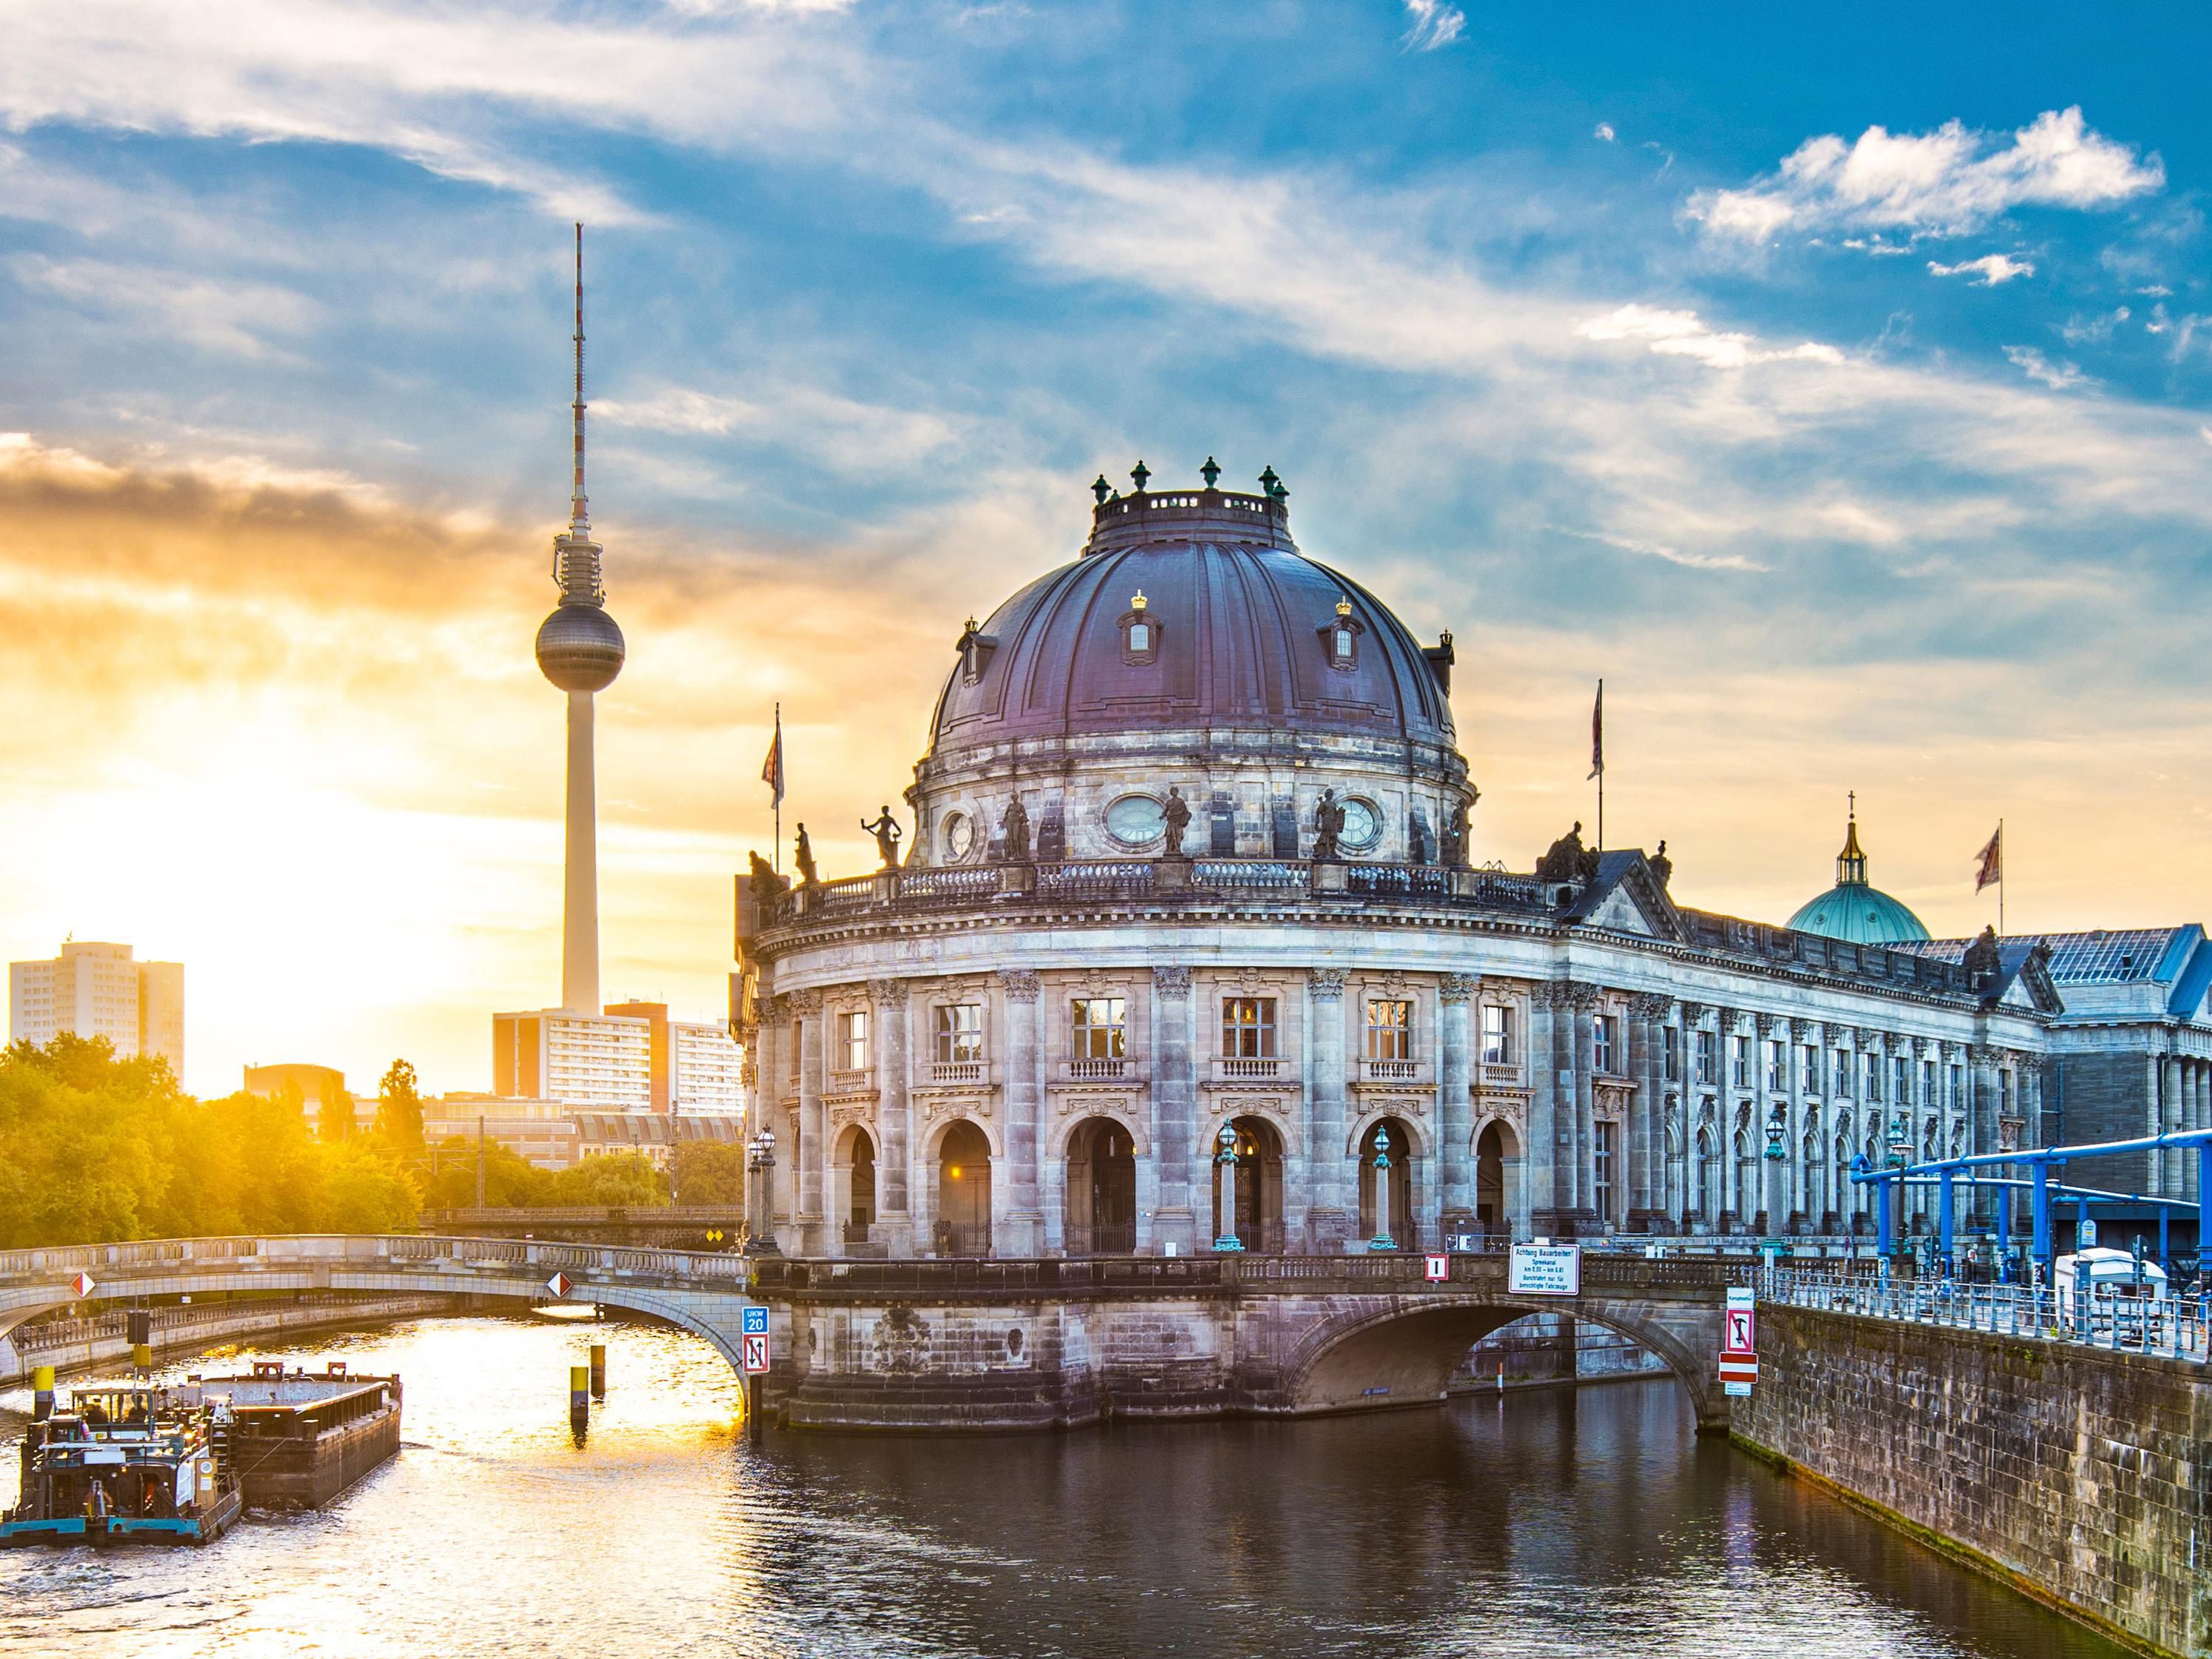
[0, 1237, 1746, 1430]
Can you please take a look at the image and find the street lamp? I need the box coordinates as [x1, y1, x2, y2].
[1213, 1122, 1244, 1253]
[744, 1129, 780, 1257]
[1760, 1105, 1788, 1263]
[1368, 1124, 1398, 1253]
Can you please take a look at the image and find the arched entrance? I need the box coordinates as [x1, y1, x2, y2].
[835, 1125, 877, 1247]
[1357, 1117, 1417, 1249]
[1474, 1120, 1519, 1239]
[1211, 1116, 1284, 1253]
[935, 1121, 992, 1257]
[1065, 1117, 1136, 1254]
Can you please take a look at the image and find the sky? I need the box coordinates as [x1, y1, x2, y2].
[2, 0, 2208, 1098]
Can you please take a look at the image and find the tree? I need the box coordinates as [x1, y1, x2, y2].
[317, 1086, 355, 1144]
[375, 1059, 424, 1151]
[672, 1140, 748, 1205]
[542, 1151, 668, 1208]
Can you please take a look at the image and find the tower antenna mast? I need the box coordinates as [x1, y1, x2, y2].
[571, 221, 588, 533]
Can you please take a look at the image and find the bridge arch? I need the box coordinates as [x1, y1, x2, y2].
[1281, 1293, 1721, 1428]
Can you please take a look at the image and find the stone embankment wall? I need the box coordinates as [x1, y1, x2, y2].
[1734, 1303, 2210, 1659]
[0, 1293, 467, 1387]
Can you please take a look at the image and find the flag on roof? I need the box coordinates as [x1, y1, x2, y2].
[1586, 680, 1603, 781]
[760, 706, 785, 808]
[1972, 823, 2002, 893]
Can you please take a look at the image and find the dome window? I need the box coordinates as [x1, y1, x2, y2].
[1318, 597, 1366, 671]
[1119, 591, 1160, 666]
[956, 616, 999, 686]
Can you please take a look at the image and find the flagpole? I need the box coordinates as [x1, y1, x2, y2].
[1998, 818, 2004, 937]
[774, 703, 782, 875]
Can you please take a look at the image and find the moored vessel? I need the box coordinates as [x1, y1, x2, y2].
[4, 1386, 242, 1547]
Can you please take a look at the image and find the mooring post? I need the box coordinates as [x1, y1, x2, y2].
[31, 1364, 53, 1421]
[569, 1364, 590, 1435]
[589, 1343, 607, 1399]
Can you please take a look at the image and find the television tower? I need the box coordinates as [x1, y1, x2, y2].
[534, 224, 625, 1013]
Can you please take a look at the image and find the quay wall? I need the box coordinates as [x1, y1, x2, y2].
[1733, 1303, 2211, 1659]
[0, 1293, 469, 1387]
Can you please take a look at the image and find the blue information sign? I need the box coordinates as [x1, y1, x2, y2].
[741, 1305, 769, 1336]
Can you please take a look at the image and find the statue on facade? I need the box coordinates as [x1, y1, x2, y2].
[1001, 796, 1032, 864]
[1161, 786, 1192, 858]
[1649, 839, 1672, 888]
[860, 805, 905, 871]
[794, 822, 819, 888]
[1963, 923, 2001, 985]
[1311, 788, 1346, 862]
[747, 851, 790, 902]
[1535, 821, 1597, 882]
[1442, 799, 1469, 868]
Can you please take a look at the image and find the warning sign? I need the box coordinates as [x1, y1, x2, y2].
[1724, 1305, 1755, 1353]
[742, 1333, 771, 1373]
[1423, 1253, 1449, 1283]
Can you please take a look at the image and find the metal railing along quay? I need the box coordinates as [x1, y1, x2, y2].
[1762, 1265, 2211, 1365]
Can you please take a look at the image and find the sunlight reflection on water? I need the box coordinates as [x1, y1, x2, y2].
[0, 1316, 2127, 1659]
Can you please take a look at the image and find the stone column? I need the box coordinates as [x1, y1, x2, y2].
[1969, 1044, 2001, 1227]
[871, 978, 914, 1258]
[2162, 1054, 2186, 1199]
[996, 970, 1043, 1258]
[1712, 1009, 1738, 1232]
[1568, 984, 1598, 1233]
[793, 989, 826, 1256]
[1305, 968, 1353, 1252]
[1623, 994, 1659, 1233]
[1527, 985, 1559, 1235]
[1438, 973, 1476, 1234]
[1785, 1019, 1811, 1232]
[1150, 965, 1198, 1255]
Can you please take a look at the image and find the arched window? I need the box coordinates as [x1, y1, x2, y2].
[1118, 591, 1160, 666]
[1316, 597, 1365, 671]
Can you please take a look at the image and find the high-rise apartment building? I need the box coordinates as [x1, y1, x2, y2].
[492, 1001, 741, 1116]
[10, 942, 184, 1072]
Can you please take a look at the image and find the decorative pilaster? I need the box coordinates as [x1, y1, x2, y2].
[1150, 965, 1197, 1253]
[996, 969, 1042, 1257]
[1305, 968, 1352, 1251]
[1437, 973, 1477, 1233]
[792, 988, 826, 1255]
[870, 977, 914, 1257]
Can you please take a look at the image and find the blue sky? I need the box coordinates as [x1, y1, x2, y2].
[1, 0, 2207, 1092]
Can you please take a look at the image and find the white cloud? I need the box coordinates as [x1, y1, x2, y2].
[1593, 122, 1615, 144]
[1694, 107, 2162, 244]
[1926, 253, 2034, 285]
[10, 255, 319, 358]
[2003, 346, 2093, 391]
[1575, 304, 1844, 369]
[1401, 0, 1464, 51]
[594, 383, 958, 470]
[2060, 307, 2130, 346]
[1546, 525, 1767, 573]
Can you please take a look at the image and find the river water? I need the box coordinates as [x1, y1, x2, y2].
[0, 1314, 2123, 1659]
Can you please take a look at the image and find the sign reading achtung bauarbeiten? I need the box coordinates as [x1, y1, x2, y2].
[1508, 1242, 1581, 1296]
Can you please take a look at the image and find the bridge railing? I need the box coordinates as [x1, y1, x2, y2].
[1763, 1266, 2210, 1366]
[0, 1235, 748, 1288]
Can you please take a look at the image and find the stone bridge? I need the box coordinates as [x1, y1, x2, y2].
[0, 1239, 1743, 1432]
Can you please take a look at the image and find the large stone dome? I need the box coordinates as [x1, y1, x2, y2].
[908, 473, 1469, 867]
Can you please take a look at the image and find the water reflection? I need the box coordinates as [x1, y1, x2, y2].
[0, 1316, 2124, 1659]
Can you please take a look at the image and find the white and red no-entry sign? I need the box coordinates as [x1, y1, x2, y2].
[546, 1272, 573, 1298]
[1424, 1253, 1449, 1283]
[1717, 1353, 1760, 1384]
[70, 1272, 96, 1299]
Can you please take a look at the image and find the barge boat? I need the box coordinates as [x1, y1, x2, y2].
[180, 1361, 403, 1510]
[3, 1387, 243, 1547]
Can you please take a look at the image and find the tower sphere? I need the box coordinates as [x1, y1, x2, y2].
[537, 598, 626, 692]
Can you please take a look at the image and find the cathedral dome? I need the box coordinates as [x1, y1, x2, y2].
[1787, 811, 1930, 945]
[909, 469, 1467, 865]
[922, 477, 1458, 768]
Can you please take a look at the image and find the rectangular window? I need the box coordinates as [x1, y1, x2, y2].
[1951, 1063, 1963, 1107]
[788, 1022, 802, 1078]
[934, 1003, 983, 1065]
[1923, 1059, 1937, 1106]
[1593, 1120, 1617, 1221]
[1366, 999, 1412, 1061]
[839, 1010, 869, 1072]
[1864, 1053, 1882, 1102]
[1071, 997, 1127, 1060]
[1731, 1035, 1749, 1087]
[2001, 1069, 2015, 1114]
[1222, 996, 1277, 1059]
[1834, 1048, 1849, 1096]
[1592, 1013, 1615, 1075]
[1481, 1004, 1513, 1065]
[1663, 1026, 1680, 1084]
[1695, 1030, 1716, 1086]
[1803, 1043, 1820, 1094]
[1766, 1039, 1786, 1092]
[1894, 1056, 1911, 1104]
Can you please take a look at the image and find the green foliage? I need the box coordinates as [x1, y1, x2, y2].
[374, 1059, 423, 1150]
[317, 1086, 354, 1145]
[0, 1036, 421, 1247]
[671, 1140, 747, 1205]
[541, 1151, 668, 1208]
[418, 1140, 670, 1210]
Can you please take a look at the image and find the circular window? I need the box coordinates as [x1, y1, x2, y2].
[1104, 794, 1165, 847]
[1339, 797, 1381, 851]
[942, 811, 974, 861]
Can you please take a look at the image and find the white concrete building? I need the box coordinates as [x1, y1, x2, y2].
[492, 1008, 652, 1111]
[10, 941, 184, 1073]
[671, 1019, 745, 1116]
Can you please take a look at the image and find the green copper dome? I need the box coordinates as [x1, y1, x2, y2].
[1787, 811, 1930, 945]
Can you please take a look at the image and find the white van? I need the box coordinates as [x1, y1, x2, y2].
[2054, 1247, 2169, 1302]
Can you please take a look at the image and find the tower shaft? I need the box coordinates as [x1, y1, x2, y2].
[563, 688, 601, 1013]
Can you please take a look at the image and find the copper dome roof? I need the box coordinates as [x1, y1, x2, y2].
[922, 488, 1459, 769]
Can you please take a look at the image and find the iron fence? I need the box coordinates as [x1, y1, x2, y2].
[1763, 1265, 2211, 1364]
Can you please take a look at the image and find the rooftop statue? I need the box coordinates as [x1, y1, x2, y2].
[1001, 797, 1031, 865]
[747, 851, 790, 902]
[1312, 789, 1346, 862]
[1650, 839, 1672, 888]
[794, 823, 819, 889]
[1535, 821, 1597, 883]
[861, 805, 905, 871]
[1963, 923, 2002, 985]
[1161, 786, 1192, 859]
[1442, 800, 1469, 869]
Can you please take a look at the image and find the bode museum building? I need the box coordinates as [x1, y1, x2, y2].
[733, 468, 2211, 1259]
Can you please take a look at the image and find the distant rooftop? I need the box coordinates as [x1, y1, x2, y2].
[1900, 926, 2196, 986]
